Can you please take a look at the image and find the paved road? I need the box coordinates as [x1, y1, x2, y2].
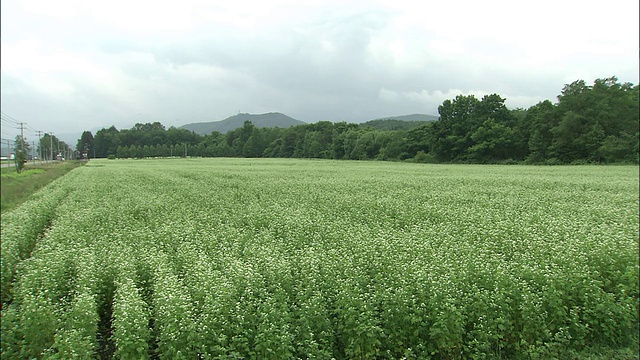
[1, 160, 56, 169]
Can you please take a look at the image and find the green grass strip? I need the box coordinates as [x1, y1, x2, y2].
[1, 161, 85, 213]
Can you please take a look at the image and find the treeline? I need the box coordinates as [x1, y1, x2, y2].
[81, 76, 639, 164]
[30, 133, 74, 161]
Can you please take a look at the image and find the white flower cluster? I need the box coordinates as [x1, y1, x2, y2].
[1, 159, 638, 358]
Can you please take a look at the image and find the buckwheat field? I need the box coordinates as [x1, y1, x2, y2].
[1, 159, 638, 359]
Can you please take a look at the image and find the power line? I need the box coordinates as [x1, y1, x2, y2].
[1, 113, 35, 138]
[2, 111, 79, 161]
[0, 117, 18, 125]
[0, 117, 20, 127]
[1, 117, 17, 126]
[1, 115, 38, 138]
[1, 131, 19, 139]
[0, 111, 21, 124]
[0, 122, 21, 130]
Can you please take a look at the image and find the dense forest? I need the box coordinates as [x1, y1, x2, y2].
[77, 77, 639, 164]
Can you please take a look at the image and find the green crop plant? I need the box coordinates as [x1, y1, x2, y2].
[1, 159, 637, 359]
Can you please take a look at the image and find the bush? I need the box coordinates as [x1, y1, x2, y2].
[499, 158, 519, 165]
[413, 151, 437, 163]
[545, 157, 562, 165]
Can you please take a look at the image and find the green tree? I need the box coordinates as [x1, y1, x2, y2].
[549, 111, 592, 163]
[264, 138, 283, 158]
[331, 122, 359, 159]
[350, 130, 380, 160]
[335, 128, 362, 160]
[376, 131, 406, 160]
[143, 145, 153, 158]
[38, 133, 61, 162]
[552, 76, 639, 163]
[281, 126, 306, 158]
[524, 100, 557, 163]
[116, 145, 130, 159]
[433, 95, 480, 161]
[76, 131, 94, 159]
[431, 94, 515, 162]
[468, 118, 515, 162]
[599, 132, 638, 163]
[405, 122, 434, 157]
[227, 120, 256, 156]
[243, 130, 266, 158]
[93, 126, 121, 158]
[581, 123, 606, 162]
[13, 135, 30, 173]
[300, 131, 324, 158]
[165, 126, 200, 146]
[159, 144, 170, 157]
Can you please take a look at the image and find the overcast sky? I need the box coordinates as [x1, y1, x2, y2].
[1, 0, 638, 142]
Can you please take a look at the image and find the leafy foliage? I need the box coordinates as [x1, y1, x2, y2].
[38, 133, 70, 161]
[83, 77, 638, 164]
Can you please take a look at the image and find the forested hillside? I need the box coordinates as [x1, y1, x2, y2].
[180, 112, 306, 135]
[359, 119, 435, 131]
[81, 77, 639, 164]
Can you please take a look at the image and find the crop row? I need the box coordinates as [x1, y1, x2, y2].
[2, 159, 638, 359]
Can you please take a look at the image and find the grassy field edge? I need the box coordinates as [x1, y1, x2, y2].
[1, 161, 86, 213]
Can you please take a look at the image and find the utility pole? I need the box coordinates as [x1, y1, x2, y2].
[36, 131, 43, 164]
[6, 139, 10, 174]
[20, 123, 25, 162]
[50, 133, 53, 163]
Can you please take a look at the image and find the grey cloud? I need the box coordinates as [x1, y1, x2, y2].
[2, 1, 637, 134]
[123, 10, 402, 122]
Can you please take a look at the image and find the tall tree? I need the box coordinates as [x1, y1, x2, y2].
[468, 118, 515, 162]
[431, 94, 516, 162]
[76, 131, 94, 159]
[524, 100, 557, 163]
[243, 128, 266, 157]
[552, 76, 639, 163]
[13, 135, 30, 173]
[376, 131, 407, 160]
[405, 122, 434, 157]
[38, 133, 61, 162]
[93, 126, 121, 158]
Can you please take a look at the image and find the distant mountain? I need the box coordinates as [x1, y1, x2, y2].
[360, 114, 439, 131]
[372, 114, 439, 122]
[180, 112, 306, 135]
